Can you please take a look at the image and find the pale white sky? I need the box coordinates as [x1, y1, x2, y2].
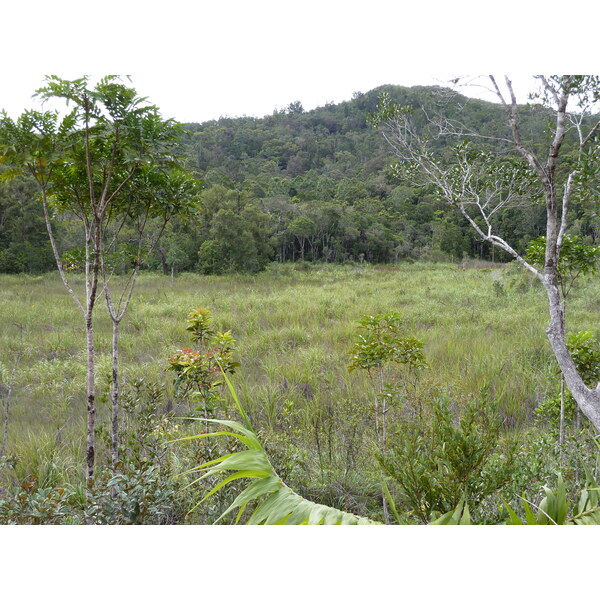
[3, 1, 598, 123]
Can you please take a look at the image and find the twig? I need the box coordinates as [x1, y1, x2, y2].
[1, 324, 24, 458]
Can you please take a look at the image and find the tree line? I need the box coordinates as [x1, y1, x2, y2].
[1, 84, 599, 274]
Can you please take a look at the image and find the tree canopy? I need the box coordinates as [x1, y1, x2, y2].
[5, 83, 598, 274]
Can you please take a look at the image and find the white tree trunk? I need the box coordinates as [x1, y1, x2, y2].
[544, 282, 600, 430]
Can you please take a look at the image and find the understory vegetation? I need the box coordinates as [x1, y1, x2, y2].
[1, 262, 599, 524]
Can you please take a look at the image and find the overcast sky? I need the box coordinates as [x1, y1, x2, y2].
[3, 1, 598, 123]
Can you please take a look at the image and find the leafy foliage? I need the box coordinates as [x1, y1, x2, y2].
[535, 331, 600, 426]
[377, 397, 516, 523]
[85, 462, 178, 525]
[525, 235, 600, 299]
[566, 331, 600, 387]
[504, 470, 600, 525]
[0, 480, 76, 524]
[348, 312, 427, 373]
[535, 392, 577, 427]
[168, 308, 239, 418]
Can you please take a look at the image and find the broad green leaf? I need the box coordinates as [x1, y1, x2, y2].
[522, 500, 541, 525]
[429, 498, 470, 525]
[177, 405, 377, 524]
[503, 501, 524, 525]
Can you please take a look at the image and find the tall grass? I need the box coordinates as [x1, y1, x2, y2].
[1, 262, 598, 507]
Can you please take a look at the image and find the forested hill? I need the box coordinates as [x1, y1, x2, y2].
[165, 84, 557, 273]
[1, 85, 597, 274]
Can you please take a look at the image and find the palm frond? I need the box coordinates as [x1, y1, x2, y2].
[176, 373, 379, 525]
[179, 417, 377, 524]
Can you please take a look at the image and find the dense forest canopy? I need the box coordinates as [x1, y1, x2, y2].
[1, 84, 598, 274]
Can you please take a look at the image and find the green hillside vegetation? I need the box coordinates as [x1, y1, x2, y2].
[2, 84, 597, 275]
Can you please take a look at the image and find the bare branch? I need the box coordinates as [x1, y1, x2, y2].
[488, 76, 508, 108]
[581, 119, 600, 150]
[538, 76, 560, 106]
[99, 166, 139, 219]
[40, 188, 85, 316]
[557, 172, 576, 252]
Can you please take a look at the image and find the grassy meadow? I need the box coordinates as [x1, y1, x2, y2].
[1, 260, 599, 522]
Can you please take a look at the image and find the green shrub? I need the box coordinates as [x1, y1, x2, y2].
[85, 462, 179, 525]
[535, 392, 577, 426]
[377, 396, 516, 523]
[504, 429, 599, 508]
[0, 480, 76, 524]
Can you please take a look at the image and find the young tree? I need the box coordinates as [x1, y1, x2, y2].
[371, 76, 600, 430]
[348, 312, 427, 448]
[0, 76, 200, 489]
[100, 168, 200, 469]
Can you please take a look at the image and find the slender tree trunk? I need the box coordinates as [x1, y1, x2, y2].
[104, 263, 141, 470]
[159, 248, 168, 275]
[111, 319, 120, 469]
[379, 369, 389, 524]
[374, 398, 380, 440]
[40, 186, 99, 515]
[308, 238, 315, 261]
[380, 396, 389, 524]
[559, 377, 565, 450]
[85, 235, 101, 490]
[85, 312, 96, 486]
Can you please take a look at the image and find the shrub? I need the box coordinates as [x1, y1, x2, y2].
[535, 392, 576, 426]
[377, 396, 516, 523]
[0, 479, 76, 524]
[85, 462, 179, 525]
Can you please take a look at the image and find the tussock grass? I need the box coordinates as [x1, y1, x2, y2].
[1, 263, 598, 495]
[8, 431, 83, 488]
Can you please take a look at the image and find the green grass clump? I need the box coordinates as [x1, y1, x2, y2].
[1, 262, 598, 522]
[2, 263, 597, 440]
